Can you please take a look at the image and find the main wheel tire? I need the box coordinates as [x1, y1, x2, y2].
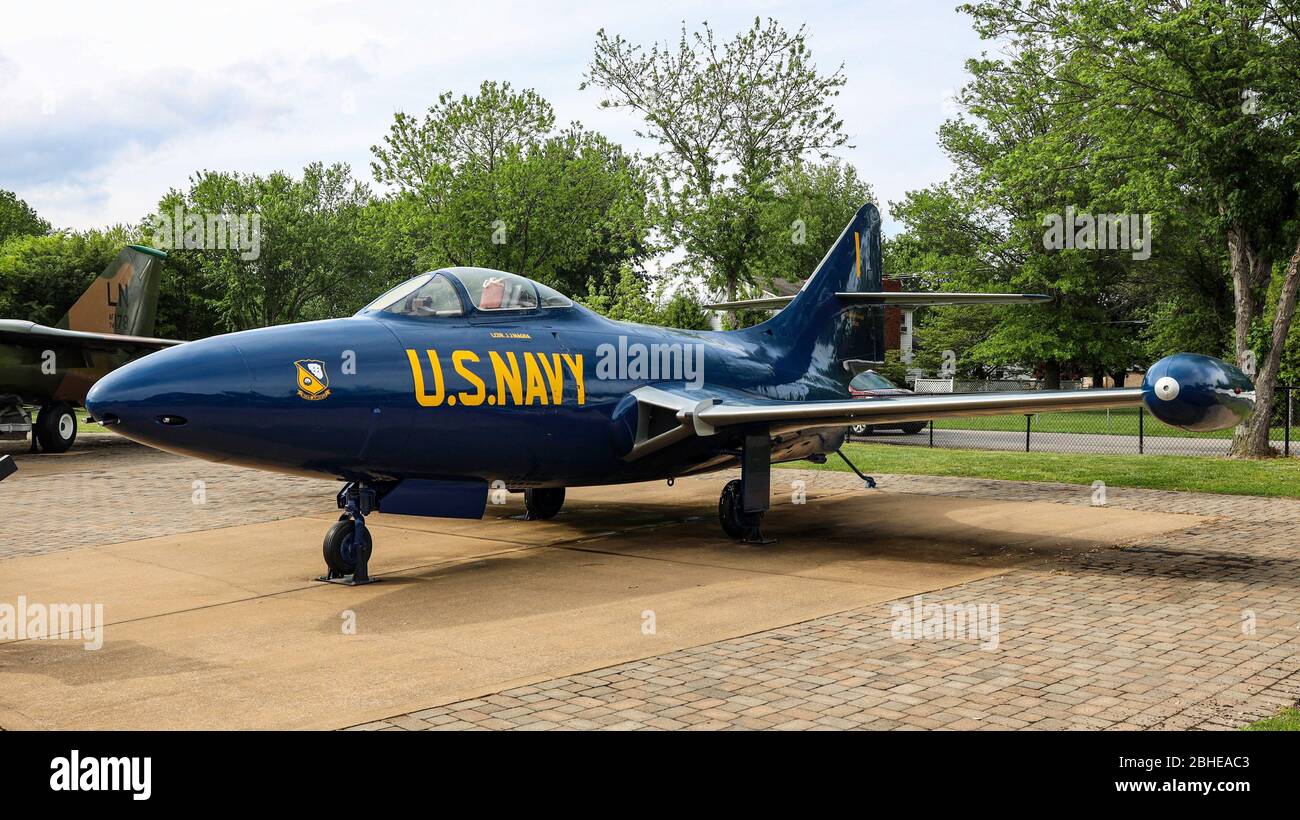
[35, 402, 77, 453]
[900, 421, 926, 435]
[323, 519, 371, 577]
[718, 479, 763, 540]
[524, 487, 565, 520]
[850, 423, 868, 436]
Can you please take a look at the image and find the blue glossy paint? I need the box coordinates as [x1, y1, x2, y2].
[1142, 353, 1255, 432]
[88, 205, 889, 490]
[85, 203, 1255, 521]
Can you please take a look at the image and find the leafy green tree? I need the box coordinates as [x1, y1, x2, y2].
[0, 189, 51, 246]
[584, 18, 849, 312]
[148, 162, 379, 332]
[962, 0, 1300, 454]
[370, 81, 651, 299]
[580, 265, 713, 330]
[0, 229, 128, 325]
[752, 160, 875, 288]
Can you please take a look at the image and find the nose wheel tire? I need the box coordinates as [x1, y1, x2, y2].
[718, 479, 764, 541]
[850, 423, 870, 436]
[322, 518, 372, 578]
[35, 402, 77, 453]
[524, 487, 565, 520]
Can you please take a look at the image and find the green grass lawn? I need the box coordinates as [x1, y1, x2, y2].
[930, 408, 1287, 441]
[1243, 708, 1300, 730]
[793, 442, 1300, 498]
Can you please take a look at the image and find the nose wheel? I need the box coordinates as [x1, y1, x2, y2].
[317, 482, 379, 585]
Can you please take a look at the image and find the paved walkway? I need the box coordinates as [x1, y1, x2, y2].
[7, 440, 1298, 730]
[353, 474, 1300, 730]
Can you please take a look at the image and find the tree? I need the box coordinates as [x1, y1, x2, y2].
[148, 162, 379, 332]
[370, 81, 651, 299]
[962, 0, 1300, 454]
[579, 265, 713, 330]
[583, 18, 849, 311]
[0, 189, 51, 246]
[887, 41, 1145, 389]
[0, 229, 128, 326]
[751, 160, 874, 287]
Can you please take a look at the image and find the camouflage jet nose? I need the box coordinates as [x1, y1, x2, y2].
[86, 337, 253, 460]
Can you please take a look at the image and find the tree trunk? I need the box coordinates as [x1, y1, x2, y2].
[1091, 366, 1105, 389]
[1229, 237, 1300, 457]
[1043, 360, 1061, 390]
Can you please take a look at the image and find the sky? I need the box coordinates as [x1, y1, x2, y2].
[0, 0, 987, 237]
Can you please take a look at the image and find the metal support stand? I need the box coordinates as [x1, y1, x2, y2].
[834, 449, 877, 488]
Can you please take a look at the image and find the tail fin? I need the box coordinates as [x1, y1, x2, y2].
[738, 203, 884, 396]
[56, 245, 167, 337]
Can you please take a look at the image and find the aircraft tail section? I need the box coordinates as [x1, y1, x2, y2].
[56, 245, 168, 337]
[737, 203, 885, 395]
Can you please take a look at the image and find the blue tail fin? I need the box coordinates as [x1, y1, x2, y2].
[739, 203, 884, 397]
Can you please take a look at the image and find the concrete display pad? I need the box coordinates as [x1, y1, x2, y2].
[0, 476, 1201, 729]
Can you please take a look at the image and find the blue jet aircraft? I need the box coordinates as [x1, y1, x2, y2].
[86, 204, 1256, 584]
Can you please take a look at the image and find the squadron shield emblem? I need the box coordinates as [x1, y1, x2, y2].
[294, 359, 331, 401]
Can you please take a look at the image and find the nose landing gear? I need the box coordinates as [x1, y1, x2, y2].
[317, 482, 379, 585]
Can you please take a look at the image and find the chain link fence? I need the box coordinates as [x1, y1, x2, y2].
[851, 385, 1295, 456]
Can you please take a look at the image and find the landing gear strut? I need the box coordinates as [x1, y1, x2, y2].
[718, 430, 775, 544]
[318, 482, 378, 585]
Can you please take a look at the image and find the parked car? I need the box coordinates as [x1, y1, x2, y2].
[847, 370, 928, 436]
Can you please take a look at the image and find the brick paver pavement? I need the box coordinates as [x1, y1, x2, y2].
[4, 438, 334, 559]
[351, 472, 1300, 731]
[9, 441, 1299, 730]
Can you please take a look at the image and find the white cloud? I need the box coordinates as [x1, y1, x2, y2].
[0, 0, 983, 235]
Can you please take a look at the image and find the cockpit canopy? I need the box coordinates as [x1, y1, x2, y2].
[358, 267, 573, 318]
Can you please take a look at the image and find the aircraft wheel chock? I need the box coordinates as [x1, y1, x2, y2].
[323, 519, 371, 577]
[35, 402, 77, 453]
[524, 487, 565, 520]
[718, 479, 763, 540]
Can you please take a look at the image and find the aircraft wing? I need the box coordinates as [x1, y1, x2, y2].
[705, 292, 1052, 310]
[623, 384, 1143, 460]
[694, 388, 1143, 433]
[0, 320, 182, 352]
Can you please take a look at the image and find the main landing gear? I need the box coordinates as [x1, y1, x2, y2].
[35, 402, 78, 453]
[1, 399, 76, 453]
[524, 487, 565, 520]
[717, 431, 775, 544]
[318, 482, 378, 585]
[716, 435, 878, 543]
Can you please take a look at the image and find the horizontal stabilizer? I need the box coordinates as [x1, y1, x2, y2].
[706, 292, 1051, 310]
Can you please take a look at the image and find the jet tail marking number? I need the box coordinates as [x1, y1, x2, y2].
[407, 349, 585, 407]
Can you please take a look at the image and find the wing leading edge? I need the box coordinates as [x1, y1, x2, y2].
[0, 319, 182, 352]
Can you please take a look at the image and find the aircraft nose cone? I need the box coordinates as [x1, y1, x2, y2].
[87, 338, 252, 453]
